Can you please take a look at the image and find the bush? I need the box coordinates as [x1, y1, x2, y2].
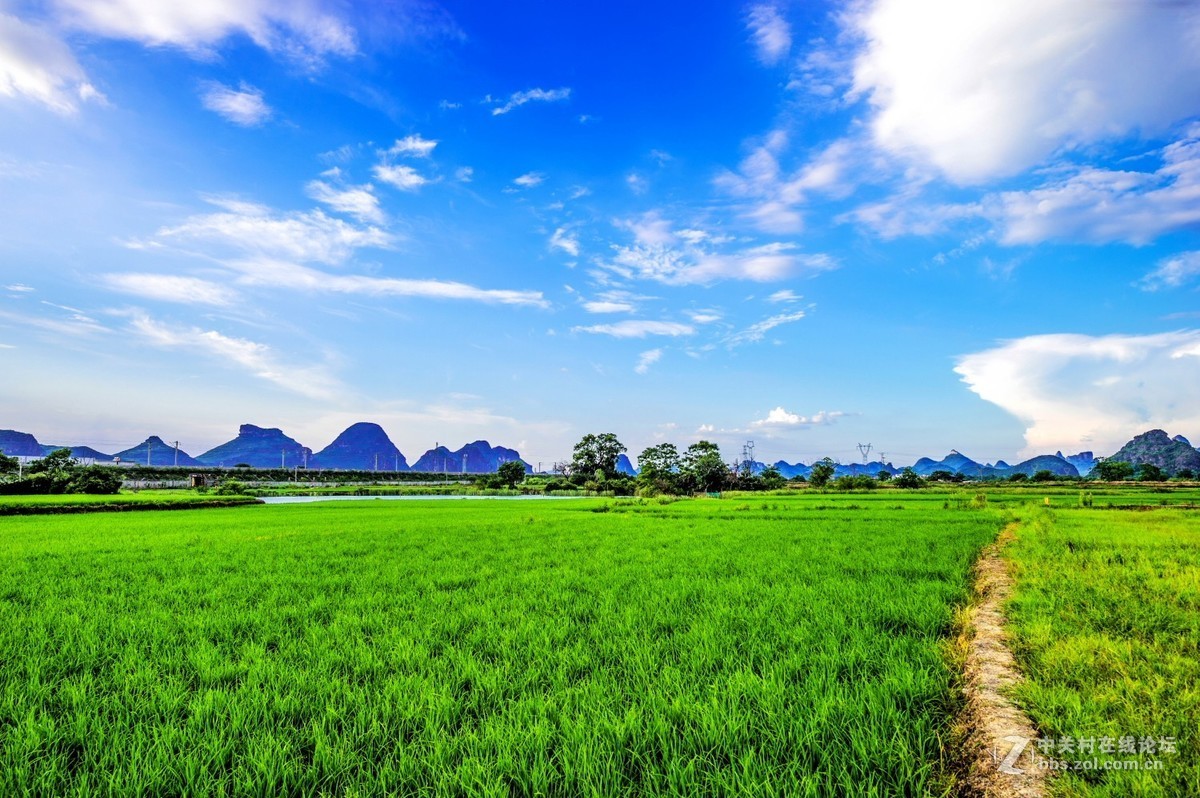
[212, 479, 248, 496]
[1031, 469, 1056, 482]
[894, 468, 923, 489]
[833, 474, 876, 491]
[67, 466, 123, 495]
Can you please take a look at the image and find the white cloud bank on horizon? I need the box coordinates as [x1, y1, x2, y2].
[955, 331, 1200, 458]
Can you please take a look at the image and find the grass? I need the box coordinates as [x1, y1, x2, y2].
[0, 494, 997, 797]
[1004, 506, 1200, 797]
[0, 492, 260, 514]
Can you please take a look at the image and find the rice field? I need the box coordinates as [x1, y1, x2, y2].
[1, 495, 997, 797]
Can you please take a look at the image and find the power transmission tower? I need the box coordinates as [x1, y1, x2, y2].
[857, 443, 872, 464]
[878, 451, 888, 465]
[741, 440, 756, 476]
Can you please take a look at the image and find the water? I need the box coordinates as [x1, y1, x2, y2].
[259, 494, 587, 505]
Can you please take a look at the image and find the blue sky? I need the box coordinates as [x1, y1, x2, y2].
[2, 0, 1199, 468]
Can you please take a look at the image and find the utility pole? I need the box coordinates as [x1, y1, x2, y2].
[374, 453, 379, 472]
[281, 449, 285, 469]
[173, 440, 179, 467]
[147, 439, 152, 467]
[463, 453, 467, 474]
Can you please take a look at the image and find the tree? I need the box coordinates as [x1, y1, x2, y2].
[1008, 472, 1028, 482]
[1176, 468, 1195, 481]
[1094, 460, 1134, 481]
[683, 441, 728, 493]
[637, 443, 681, 494]
[876, 470, 892, 482]
[0, 453, 18, 477]
[497, 460, 527, 488]
[1137, 463, 1165, 482]
[759, 465, 786, 490]
[808, 458, 835, 488]
[570, 433, 626, 481]
[894, 468, 923, 489]
[67, 466, 122, 495]
[1031, 469, 1055, 482]
[27, 448, 76, 477]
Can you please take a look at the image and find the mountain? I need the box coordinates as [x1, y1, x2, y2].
[911, 451, 985, 476]
[1108, 429, 1200, 476]
[44, 445, 114, 462]
[0, 429, 46, 457]
[1060, 451, 1096, 476]
[1007, 454, 1080, 477]
[410, 440, 529, 474]
[616, 453, 637, 476]
[312, 423, 408, 471]
[114, 436, 202, 467]
[196, 425, 312, 468]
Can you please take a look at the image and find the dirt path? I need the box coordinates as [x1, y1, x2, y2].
[957, 523, 1049, 798]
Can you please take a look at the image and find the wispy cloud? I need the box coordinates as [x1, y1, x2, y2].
[549, 226, 579, 256]
[150, 197, 391, 265]
[0, 13, 104, 114]
[200, 81, 270, 126]
[305, 180, 382, 223]
[387, 134, 438, 157]
[101, 273, 236, 306]
[1139, 251, 1200, 292]
[373, 163, 429, 191]
[724, 309, 807, 347]
[766, 289, 801, 303]
[513, 172, 544, 188]
[751, 407, 843, 427]
[572, 320, 694, 339]
[747, 5, 791, 66]
[491, 86, 570, 116]
[634, 348, 662, 374]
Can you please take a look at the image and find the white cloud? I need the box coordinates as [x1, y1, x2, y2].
[582, 301, 633, 314]
[955, 331, 1200, 457]
[751, 407, 844, 427]
[128, 313, 339, 400]
[549, 227, 579, 257]
[607, 240, 836, 286]
[53, 0, 356, 63]
[847, 0, 1200, 183]
[454, 166, 474, 182]
[305, 180, 383, 223]
[685, 309, 722, 324]
[984, 129, 1200, 245]
[766, 289, 801, 303]
[572, 320, 695, 339]
[634, 348, 662, 375]
[227, 258, 548, 308]
[152, 197, 392, 265]
[5, 283, 34, 292]
[387, 134, 437, 158]
[626, 173, 648, 194]
[101, 273, 236, 306]
[747, 5, 791, 66]
[373, 164, 429, 191]
[491, 87, 570, 116]
[200, 81, 270, 126]
[724, 310, 807, 347]
[1139, 252, 1200, 292]
[0, 13, 104, 114]
[513, 172, 544, 188]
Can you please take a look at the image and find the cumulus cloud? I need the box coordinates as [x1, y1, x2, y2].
[373, 163, 429, 191]
[955, 331, 1200, 457]
[150, 197, 392, 265]
[491, 87, 570, 116]
[305, 180, 383, 223]
[572, 320, 695, 339]
[747, 5, 791, 66]
[847, 0, 1200, 184]
[200, 81, 270, 126]
[634, 348, 662, 374]
[52, 0, 356, 64]
[1139, 251, 1200, 292]
[751, 407, 844, 427]
[0, 12, 104, 113]
[101, 273, 236, 306]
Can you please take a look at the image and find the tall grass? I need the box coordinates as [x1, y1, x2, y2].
[0, 497, 996, 796]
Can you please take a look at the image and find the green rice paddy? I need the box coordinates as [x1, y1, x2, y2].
[2, 488, 1198, 796]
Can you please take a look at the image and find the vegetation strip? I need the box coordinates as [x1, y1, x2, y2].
[959, 523, 1048, 798]
[0, 498, 261, 515]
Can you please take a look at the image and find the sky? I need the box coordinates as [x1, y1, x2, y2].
[2, 0, 1199, 469]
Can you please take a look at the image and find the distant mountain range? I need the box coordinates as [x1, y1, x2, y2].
[3, 425, 1197, 477]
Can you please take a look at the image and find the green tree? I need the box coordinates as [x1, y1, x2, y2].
[570, 433, 627, 481]
[1008, 472, 1028, 482]
[27, 448, 76, 477]
[894, 468, 923, 489]
[1031, 469, 1055, 482]
[1176, 468, 1195, 481]
[1094, 460, 1134, 481]
[67, 466, 122, 495]
[683, 441, 728, 493]
[1137, 463, 1165, 482]
[637, 443, 681, 494]
[808, 458, 835, 488]
[497, 460, 527, 488]
[759, 465, 786, 490]
[0, 453, 18, 477]
[876, 470, 892, 482]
